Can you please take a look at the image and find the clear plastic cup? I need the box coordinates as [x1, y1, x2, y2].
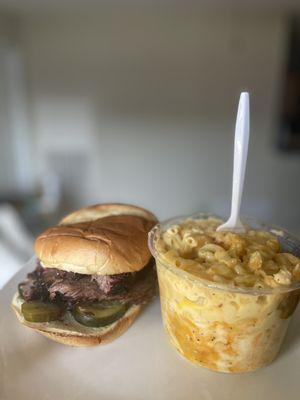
[148, 213, 300, 373]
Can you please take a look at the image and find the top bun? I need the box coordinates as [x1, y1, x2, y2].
[35, 203, 158, 275]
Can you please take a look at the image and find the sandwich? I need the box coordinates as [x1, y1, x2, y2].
[12, 203, 158, 346]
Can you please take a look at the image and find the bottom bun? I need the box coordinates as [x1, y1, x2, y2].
[11, 293, 143, 346]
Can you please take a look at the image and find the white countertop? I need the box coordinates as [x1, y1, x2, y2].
[1, 258, 300, 400]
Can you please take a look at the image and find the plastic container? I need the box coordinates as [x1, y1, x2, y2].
[148, 213, 300, 373]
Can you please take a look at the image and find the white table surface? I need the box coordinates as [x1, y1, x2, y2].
[1, 258, 300, 400]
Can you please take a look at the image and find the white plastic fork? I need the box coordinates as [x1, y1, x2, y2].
[217, 92, 250, 233]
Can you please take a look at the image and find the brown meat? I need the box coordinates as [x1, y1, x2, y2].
[18, 260, 156, 307]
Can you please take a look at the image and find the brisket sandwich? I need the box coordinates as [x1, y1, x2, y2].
[12, 203, 158, 346]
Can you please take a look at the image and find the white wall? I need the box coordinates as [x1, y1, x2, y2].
[20, 7, 300, 231]
[0, 14, 33, 193]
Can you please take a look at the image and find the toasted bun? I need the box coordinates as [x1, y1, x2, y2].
[35, 203, 158, 275]
[60, 203, 157, 225]
[11, 293, 143, 346]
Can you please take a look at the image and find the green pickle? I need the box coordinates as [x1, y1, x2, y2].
[22, 301, 65, 322]
[18, 284, 26, 299]
[72, 301, 127, 327]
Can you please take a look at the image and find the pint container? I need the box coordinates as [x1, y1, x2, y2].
[148, 214, 300, 373]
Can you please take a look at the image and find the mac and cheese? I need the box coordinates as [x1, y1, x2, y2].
[156, 217, 300, 289]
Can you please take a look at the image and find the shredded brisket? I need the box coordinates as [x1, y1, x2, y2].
[19, 260, 156, 308]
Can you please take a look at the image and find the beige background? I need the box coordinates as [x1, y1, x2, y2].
[0, 5, 299, 231]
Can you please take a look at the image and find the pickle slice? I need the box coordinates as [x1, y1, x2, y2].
[22, 301, 65, 322]
[72, 301, 127, 327]
[18, 284, 25, 299]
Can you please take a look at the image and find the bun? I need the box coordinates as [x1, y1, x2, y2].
[11, 293, 143, 346]
[35, 203, 158, 275]
[60, 203, 157, 225]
